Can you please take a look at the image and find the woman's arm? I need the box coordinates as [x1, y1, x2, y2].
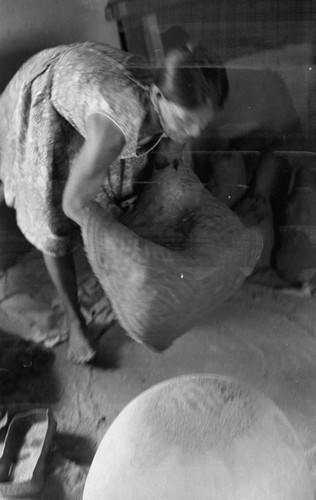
[62, 113, 126, 224]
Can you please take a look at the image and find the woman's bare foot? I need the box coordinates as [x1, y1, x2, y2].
[67, 320, 96, 364]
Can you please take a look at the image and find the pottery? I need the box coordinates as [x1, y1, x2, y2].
[83, 374, 314, 500]
[275, 163, 316, 286]
[82, 158, 262, 351]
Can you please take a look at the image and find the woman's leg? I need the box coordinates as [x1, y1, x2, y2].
[43, 252, 95, 364]
[0, 182, 4, 205]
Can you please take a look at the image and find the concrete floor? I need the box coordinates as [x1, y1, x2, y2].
[1, 249, 316, 498]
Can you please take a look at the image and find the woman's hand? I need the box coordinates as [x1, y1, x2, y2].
[62, 113, 125, 224]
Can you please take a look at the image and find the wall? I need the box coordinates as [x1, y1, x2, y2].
[121, 0, 315, 149]
[0, 0, 120, 90]
[121, 0, 314, 61]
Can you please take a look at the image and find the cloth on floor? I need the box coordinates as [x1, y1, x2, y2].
[0, 248, 114, 348]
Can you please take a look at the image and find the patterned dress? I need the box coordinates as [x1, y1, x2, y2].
[0, 42, 163, 256]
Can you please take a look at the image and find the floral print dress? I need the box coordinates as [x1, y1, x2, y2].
[0, 41, 163, 256]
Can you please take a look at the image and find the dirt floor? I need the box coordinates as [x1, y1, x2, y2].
[1, 246, 316, 498]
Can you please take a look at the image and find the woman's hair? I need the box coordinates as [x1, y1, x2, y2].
[153, 45, 229, 110]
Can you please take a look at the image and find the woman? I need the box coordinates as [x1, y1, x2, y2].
[0, 41, 228, 364]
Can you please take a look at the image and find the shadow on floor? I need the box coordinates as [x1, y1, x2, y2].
[55, 432, 95, 466]
[91, 322, 132, 371]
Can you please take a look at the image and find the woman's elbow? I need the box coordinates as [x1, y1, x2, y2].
[62, 193, 83, 224]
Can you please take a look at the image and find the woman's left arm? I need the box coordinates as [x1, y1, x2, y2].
[62, 113, 126, 224]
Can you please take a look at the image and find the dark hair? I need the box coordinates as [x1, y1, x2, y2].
[153, 45, 229, 110]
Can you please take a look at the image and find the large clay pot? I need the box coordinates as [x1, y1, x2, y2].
[234, 153, 288, 271]
[275, 163, 316, 286]
[83, 374, 314, 500]
[204, 152, 248, 208]
[81, 159, 262, 351]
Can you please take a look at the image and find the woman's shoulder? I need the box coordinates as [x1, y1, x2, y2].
[51, 42, 148, 142]
[55, 42, 133, 80]
[54, 42, 151, 95]
[52, 42, 148, 112]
